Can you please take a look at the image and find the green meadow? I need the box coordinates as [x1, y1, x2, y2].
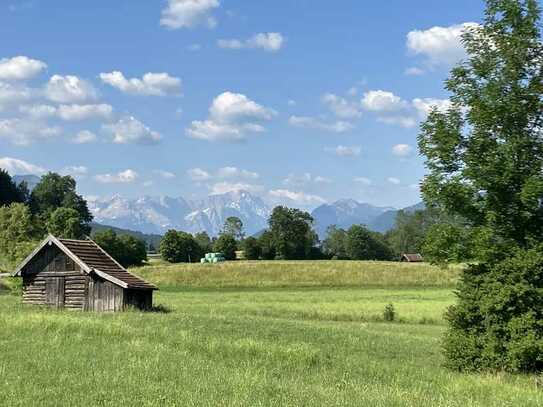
[1, 261, 541, 406]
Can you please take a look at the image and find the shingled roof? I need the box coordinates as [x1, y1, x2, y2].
[14, 235, 157, 290]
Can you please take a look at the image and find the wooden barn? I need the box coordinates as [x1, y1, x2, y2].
[13, 235, 157, 311]
[400, 253, 424, 263]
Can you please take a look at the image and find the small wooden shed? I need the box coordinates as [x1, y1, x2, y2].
[13, 235, 157, 311]
[400, 253, 424, 263]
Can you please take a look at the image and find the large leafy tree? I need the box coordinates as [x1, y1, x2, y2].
[213, 234, 238, 260]
[159, 230, 200, 263]
[345, 225, 394, 261]
[93, 229, 147, 267]
[46, 207, 87, 239]
[30, 173, 93, 234]
[418, 0, 543, 372]
[0, 203, 37, 268]
[222, 216, 245, 240]
[0, 169, 28, 206]
[268, 206, 316, 260]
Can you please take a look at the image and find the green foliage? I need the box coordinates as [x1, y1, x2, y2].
[345, 225, 394, 261]
[213, 234, 237, 260]
[422, 224, 472, 264]
[194, 231, 212, 254]
[46, 207, 87, 239]
[159, 230, 200, 263]
[269, 206, 317, 260]
[0, 169, 27, 206]
[93, 230, 147, 267]
[383, 303, 396, 322]
[444, 246, 543, 372]
[322, 225, 348, 259]
[258, 230, 276, 260]
[29, 172, 92, 235]
[0, 203, 38, 268]
[222, 216, 244, 240]
[418, 0, 543, 372]
[242, 236, 261, 260]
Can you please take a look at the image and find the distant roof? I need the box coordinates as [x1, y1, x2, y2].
[14, 235, 157, 290]
[401, 253, 424, 262]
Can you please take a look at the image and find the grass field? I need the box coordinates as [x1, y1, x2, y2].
[1, 261, 542, 406]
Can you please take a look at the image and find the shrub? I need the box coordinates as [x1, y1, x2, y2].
[383, 304, 396, 322]
[443, 246, 543, 372]
[213, 234, 237, 261]
[243, 237, 261, 260]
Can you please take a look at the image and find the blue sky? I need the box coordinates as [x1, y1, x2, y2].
[0, 0, 494, 209]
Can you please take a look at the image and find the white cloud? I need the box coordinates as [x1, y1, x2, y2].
[387, 177, 401, 185]
[377, 116, 417, 128]
[99, 71, 182, 96]
[57, 104, 113, 121]
[72, 130, 97, 144]
[154, 170, 176, 179]
[60, 165, 88, 177]
[19, 104, 57, 118]
[354, 177, 372, 186]
[268, 189, 326, 206]
[187, 91, 275, 142]
[361, 90, 408, 112]
[45, 75, 98, 103]
[321, 93, 361, 119]
[0, 157, 45, 175]
[160, 0, 220, 29]
[187, 167, 211, 181]
[406, 23, 479, 69]
[283, 173, 330, 188]
[0, 82, 33, 110]
[218, 32, 285, 52]
[0, 118, 60, 145]
[216, 166, 259, 180]
[392, 144, 414, 157]
[288, 116, 354, 133]
[326, 145, 361, 157]
[0, 56, 47, 81]
[103, 116, 162, 145]
[94, 169, 138, 184]
[412, 97, 452, 118]
[210, 181, 263, 195]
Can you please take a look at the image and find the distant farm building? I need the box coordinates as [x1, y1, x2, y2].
[400, 253, 424, 263]
[13, 235, 157, 311]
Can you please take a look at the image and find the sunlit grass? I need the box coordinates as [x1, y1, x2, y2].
[1, 261, 541, 406]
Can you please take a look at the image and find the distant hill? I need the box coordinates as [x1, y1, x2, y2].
[12, 174, 41, 191]
[368, 202, 426, 233]
[90, 222, 163, 250]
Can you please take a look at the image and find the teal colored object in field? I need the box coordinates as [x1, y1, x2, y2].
[202, 253, 226, 263]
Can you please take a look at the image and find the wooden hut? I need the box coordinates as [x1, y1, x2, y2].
[13, 235, 157, 311]
[400, 253, 424, 263]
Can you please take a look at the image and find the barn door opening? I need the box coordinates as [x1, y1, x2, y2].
[45, 277, 65, 308]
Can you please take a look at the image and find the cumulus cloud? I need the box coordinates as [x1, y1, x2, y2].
[325, 145, 361, 157]
[0, 157, 45, 175]
[0, 56, 47, 81]
[321, 93, 361, 119]
[99, 71, 182, 96]
[154, 170, 176, 179]
[187, 168, 211, 181]
[268, 189, 326, 206]
[218, 32, 285, 52]
[95, 169, 138, 184]
[60, 166, 88, 178]
[0, 82, 33, 110]
[57, 104, 113, 121]
[216, 166, 259, 180]
[71, 130, 97, 144]
[404, 67, 425, 76]
[210, 181, 263, 195]
[283, 173, 331, 188]
[44, 75, 98, 103]
[412, 97, 452, 118]
[361, 90, 408, 112]
[19, 104, 57, 118]
[160, 0, 220, 29]
[288, 116, 354, 133]
[354, 177, 372, 186]
[406, 23, 479, 71]
[186, 91, 276, 142]
[392, 144, 414, 157]
[0, 118, 60, 145]
[103, 116, 162, 145]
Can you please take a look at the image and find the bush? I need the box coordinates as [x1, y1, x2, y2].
[243, 237, 261, 260]
[383, 304, 396, 322]
[443, 246, 543, 372]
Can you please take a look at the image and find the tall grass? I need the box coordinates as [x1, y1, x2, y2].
[133, 260, 461, 290]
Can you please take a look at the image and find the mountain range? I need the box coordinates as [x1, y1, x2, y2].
[12, 175, 423, 238]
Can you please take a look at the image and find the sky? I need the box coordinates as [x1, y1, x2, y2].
[0, 0, 497, 209]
